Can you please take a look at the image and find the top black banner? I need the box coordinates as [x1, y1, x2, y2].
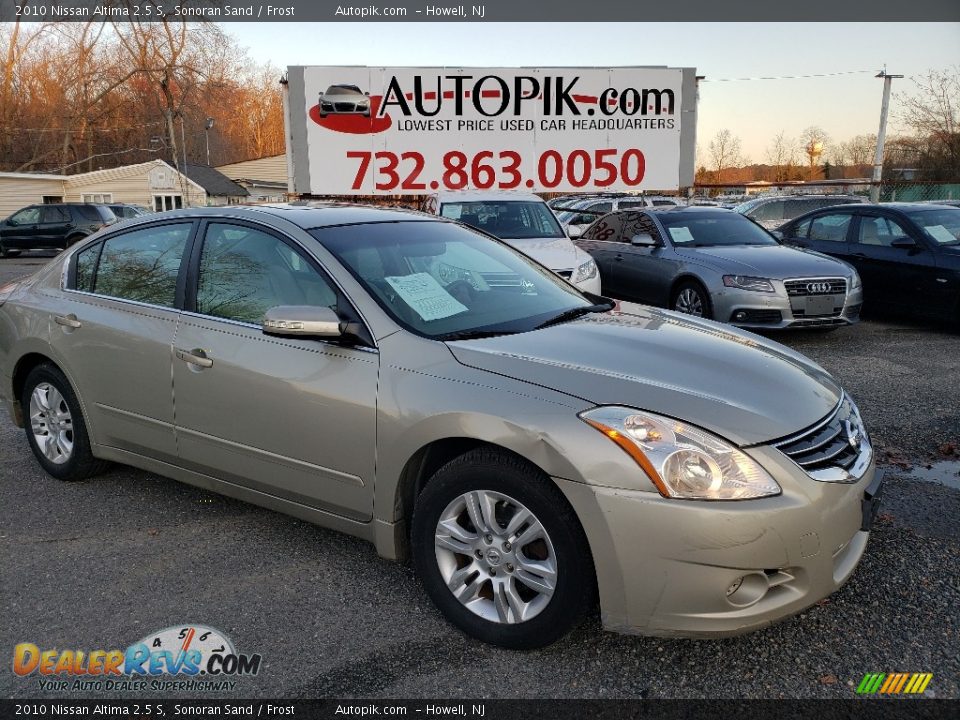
[1, 0, 959, 22]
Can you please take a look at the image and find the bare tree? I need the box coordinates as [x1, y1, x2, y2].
[708, 129, 745, 183]
[765, 130, 799, 182]
[896, 66, 960, 179]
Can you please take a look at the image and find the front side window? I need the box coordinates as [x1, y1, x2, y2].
[196, 223, 338, 325]
[439, 201, 565, 239]
[808, 213, 853, 243]
[92, 223, 191, 307]
[312, 221, 589, 339]
[856, 216, 911, 247]
[10, 207, 40, 225]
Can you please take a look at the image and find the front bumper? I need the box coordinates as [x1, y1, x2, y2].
[557, 447, 882, 638]
[712, 282, 863, 330]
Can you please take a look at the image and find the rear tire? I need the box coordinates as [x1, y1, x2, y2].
[672, 280, 713, 319]
[411, 448, 595, 649]
[21, 363, 107, 481]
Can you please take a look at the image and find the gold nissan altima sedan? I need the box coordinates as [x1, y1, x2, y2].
[0, 205, 883, 649]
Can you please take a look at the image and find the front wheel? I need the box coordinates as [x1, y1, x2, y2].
[672, 280, 713, 319]
[21, 363, 107, 481]
[411, 448, 594, 649]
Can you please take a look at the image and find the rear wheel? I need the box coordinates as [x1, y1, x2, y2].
[21, 364, 107, 481]
[412, 448, 594, 649]
[672, 280, 713, 319]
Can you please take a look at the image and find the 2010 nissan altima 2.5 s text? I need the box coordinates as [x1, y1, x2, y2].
[0, 205, 884, 649]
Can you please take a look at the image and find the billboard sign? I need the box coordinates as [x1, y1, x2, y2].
[285, 66, 697, 195]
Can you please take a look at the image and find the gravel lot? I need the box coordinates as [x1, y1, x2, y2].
[1, 254, 958, 699]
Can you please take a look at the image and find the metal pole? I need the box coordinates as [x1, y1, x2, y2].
[870, 70, 903, 203]
[205, 129, 210, 166]
[180, 114, 187, 172]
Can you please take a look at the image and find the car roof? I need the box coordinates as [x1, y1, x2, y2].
[112, 203, 438, 230]
[434, 191, 544, 203]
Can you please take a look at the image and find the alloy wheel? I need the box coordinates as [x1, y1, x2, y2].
[675, 288, 705, 316]
[434, 489, 557, 624]
[29, 382, 74, 465]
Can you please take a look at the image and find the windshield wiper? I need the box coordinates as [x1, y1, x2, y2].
[436, 329, 517, 341]
[535, 301, 614, 330]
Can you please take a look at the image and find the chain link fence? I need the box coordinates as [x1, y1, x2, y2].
[691, 180, 960, 205]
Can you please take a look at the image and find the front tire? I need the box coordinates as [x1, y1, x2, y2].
[21, 363, 106, 481]
[411, 448, 594, 649]
[672, 280, 713, 319]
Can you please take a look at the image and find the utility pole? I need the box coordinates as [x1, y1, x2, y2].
[870, 68, 903, 203]
[204, 117, 215, 166]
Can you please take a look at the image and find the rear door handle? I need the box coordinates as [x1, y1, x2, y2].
[175, 348, 214, 369]
[54, 314, 82, 329]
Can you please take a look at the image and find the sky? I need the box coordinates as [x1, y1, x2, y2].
[227, 21, 960, 164]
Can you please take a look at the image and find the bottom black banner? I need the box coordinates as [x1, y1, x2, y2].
[1, 699, 957, 720]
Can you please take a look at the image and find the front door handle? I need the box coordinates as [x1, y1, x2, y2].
[175, 348, 213, 369]
[54, 314, 82, 329]
[614, 254, 624, 262]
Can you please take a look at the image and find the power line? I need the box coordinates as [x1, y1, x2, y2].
[702, 70, 876, 83]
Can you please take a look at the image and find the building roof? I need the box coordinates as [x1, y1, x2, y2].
[181, 163, 249, 198]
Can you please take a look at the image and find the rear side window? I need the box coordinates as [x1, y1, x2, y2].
[89, 224, 191, 307]
[74, 242, 102, 292]
[40, 206, 70, 223]
[808, 214, 852, 243]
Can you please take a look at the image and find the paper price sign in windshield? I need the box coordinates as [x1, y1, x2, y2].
[385, 273, 468, 322]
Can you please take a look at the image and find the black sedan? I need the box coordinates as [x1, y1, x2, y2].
[776, 203, 960, 322]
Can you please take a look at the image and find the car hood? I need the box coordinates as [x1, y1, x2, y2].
[676, 244, 851, 278]
[500, 236, 580, 271]
[448, 304, 841, 446]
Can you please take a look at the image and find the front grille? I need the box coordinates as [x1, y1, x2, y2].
[785, 278, 847, 296]
[334, 102, 356, 112]
[771, 395, 870, 480]
[792, 306, 843, 319]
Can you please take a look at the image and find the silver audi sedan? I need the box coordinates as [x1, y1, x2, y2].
[0, 205, 883, 649]
[576, 208, 863, 329]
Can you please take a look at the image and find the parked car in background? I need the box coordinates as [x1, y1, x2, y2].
[777, 203, 960, 322]
[0, 203, 116, 257]
[421, 191, 601, 294]
[735, 194, 862, 230]
[576, 207, 862, 329]
[0, 204, 882, 649]
[919, 199, 960, 208]
[108, 203, 151, 220]
[552, 194, 685, 238]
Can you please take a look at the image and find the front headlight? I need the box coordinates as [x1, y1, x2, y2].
[850, 272, 862, 290]
[722, 275, 775, 293]
[580, 407, 781, 500]
[572, 258, 598, 284]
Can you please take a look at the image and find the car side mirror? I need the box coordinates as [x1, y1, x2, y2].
[262, 306, 343, 338]
[631, 233, 657, 246]
[567, 224, 583, 239]
[890, 237, 916, 249]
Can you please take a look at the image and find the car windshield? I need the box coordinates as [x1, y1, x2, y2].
[439, 200, 565, 240]
[325, 85, 362, 96]
[311, 220, 593, 339]
[658, 211, 779, 247]
[902, 207, 960, 246]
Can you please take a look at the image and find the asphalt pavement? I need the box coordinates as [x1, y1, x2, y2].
[1, 254, 958, 699]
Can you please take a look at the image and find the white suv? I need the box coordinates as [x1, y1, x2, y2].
[421, 191, 601, 294]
